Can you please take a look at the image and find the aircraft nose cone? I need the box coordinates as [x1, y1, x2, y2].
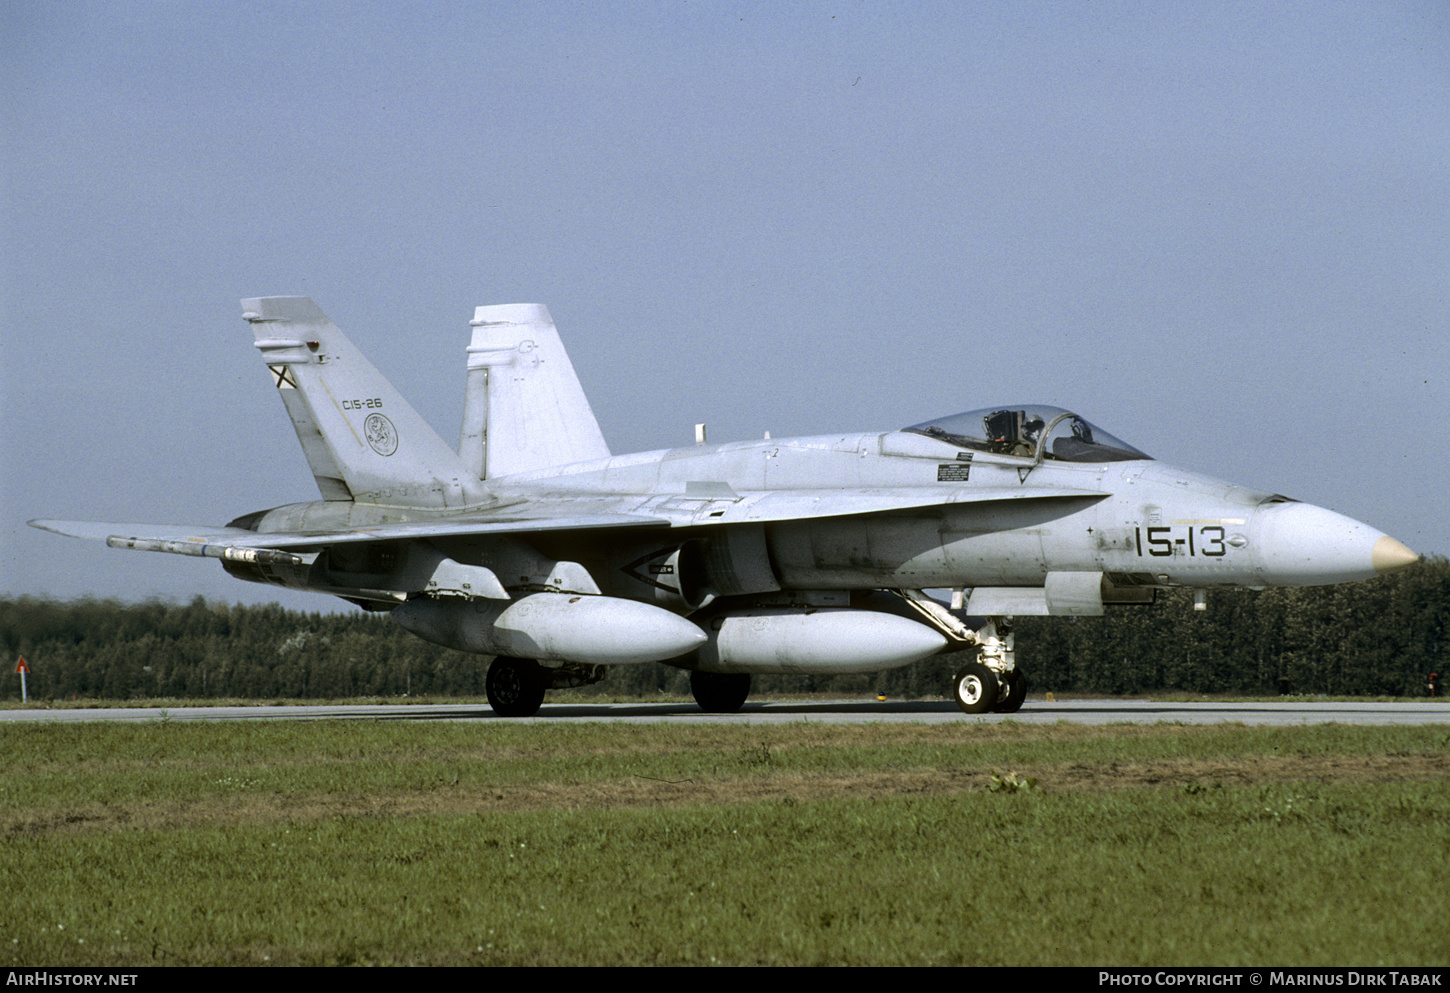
[1371, 535, 1420, 575]
[1252, 502, 1417, 586]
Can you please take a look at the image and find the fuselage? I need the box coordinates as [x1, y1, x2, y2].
[507, 428, 1407, 592]
[233, 426, 1413, 605]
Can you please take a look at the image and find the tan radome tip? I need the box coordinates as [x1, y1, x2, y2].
[1372, 535, 1420, 575]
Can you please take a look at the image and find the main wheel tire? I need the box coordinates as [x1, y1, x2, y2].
[993, 670, 1027, 714]
[690, 671, 751, 713]
[952, 661, 999, 715]
[486, 656, 547, 717]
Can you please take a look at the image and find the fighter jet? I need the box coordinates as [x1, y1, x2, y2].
[31, 297, 1420, 716]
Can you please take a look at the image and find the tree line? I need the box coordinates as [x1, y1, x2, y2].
[2, 557, 1445, 701]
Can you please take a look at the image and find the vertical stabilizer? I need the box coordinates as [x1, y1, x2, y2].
[461, 304, 611, 479]
[242, 297, 484, 509]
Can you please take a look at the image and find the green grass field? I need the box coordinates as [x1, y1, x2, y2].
[2, 719, 1446, 966]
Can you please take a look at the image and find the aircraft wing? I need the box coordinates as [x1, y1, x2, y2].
[30, 485, 1103, 560]
[28, 514, 672, 561]
[30, 520, 262, 544]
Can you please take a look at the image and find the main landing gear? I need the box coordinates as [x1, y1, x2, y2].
[485, 657, 609, 717]
[485, 656, 547, 717]
[690, 671, 751, 713]
[951, 618, 1026, 715]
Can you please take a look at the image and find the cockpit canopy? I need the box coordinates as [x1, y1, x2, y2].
[903, 405, 1151, 463]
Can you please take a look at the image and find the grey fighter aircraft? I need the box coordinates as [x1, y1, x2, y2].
[32, 298, 1420, 716]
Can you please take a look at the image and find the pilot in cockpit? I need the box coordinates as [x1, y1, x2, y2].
[983, 409, 1045, 457]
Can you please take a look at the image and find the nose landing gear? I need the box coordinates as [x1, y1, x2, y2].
[951, 617, 1026, 715]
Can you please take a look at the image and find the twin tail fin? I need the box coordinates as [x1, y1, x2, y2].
[460, 303, 610, 479]
[243, 297, 485, 509]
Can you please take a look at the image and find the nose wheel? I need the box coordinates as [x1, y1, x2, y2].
[951, 663, 1028, 714]
[993, 669, 1027, 713]
[952, 661, 999, 714]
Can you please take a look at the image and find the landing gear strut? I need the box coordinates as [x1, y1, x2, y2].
[690, 671, 751, 713]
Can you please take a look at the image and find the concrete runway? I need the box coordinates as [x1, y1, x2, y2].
[2, 699, 1447, 726]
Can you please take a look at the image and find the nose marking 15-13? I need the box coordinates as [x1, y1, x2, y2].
[1136, 525, 1230, 558]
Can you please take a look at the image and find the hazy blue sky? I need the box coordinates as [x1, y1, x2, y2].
[3, 1, 1446, 609]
